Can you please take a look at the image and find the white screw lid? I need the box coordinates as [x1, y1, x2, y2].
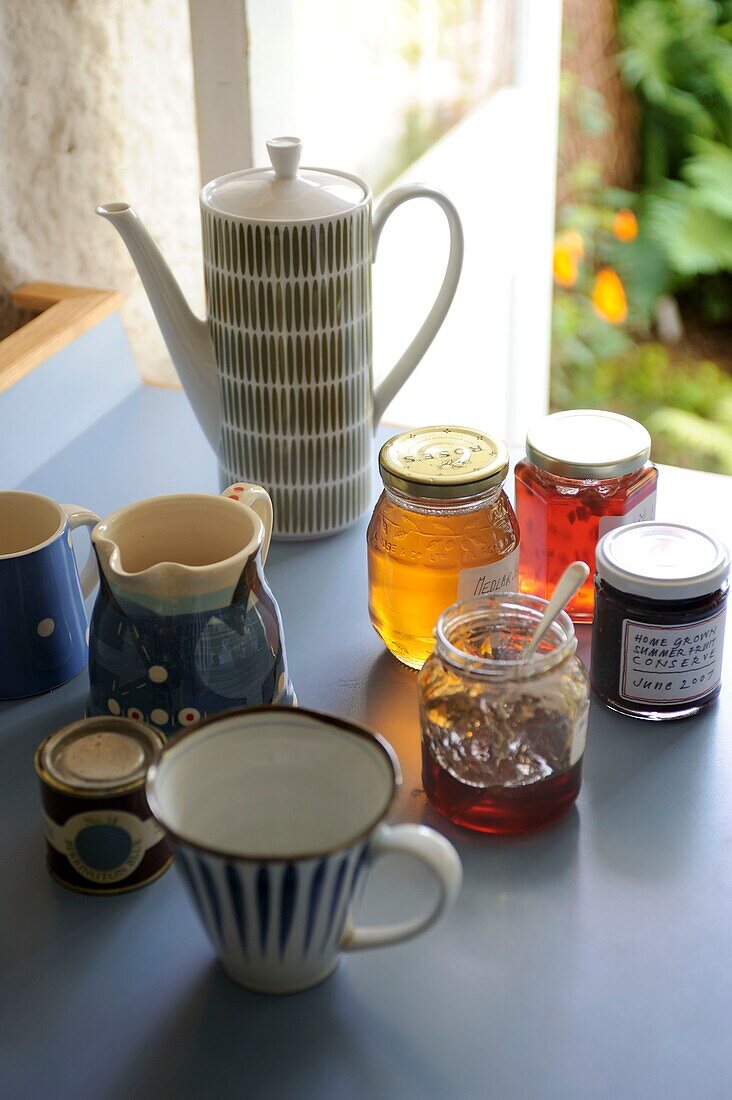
[526, 409, 651, 480]
[596, 522, 730, 601]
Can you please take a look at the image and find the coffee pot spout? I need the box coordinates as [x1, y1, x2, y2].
[96, 203, 220, 449]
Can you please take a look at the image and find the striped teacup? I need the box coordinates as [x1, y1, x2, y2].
[147, 706, 462, 994]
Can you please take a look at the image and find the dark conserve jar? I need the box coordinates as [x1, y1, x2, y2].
[591, 522, 729, 720]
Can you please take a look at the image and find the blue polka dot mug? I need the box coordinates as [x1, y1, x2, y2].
[86, 482, 295, 735]
[0, 491, 99, 698]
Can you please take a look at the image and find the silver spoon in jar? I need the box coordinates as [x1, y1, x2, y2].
[524, 560, 590, 660]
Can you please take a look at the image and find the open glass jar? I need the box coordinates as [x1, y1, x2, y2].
[367, 426, 520, 669]
[515, 410, 657, 622]
[418, 594, 590, 834]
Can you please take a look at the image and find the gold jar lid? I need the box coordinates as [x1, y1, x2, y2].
[379, 426, 509, 500]
[36, 716, 164, 796]
[526, 410, 651, 480]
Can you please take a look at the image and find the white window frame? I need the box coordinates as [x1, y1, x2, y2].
[188, 0, 562, 440]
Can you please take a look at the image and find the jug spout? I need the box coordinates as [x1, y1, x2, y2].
[96, 203, 220, 449]
[91, 490, 271, 617]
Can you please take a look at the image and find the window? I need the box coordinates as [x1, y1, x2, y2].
[192, 0, 563, 440]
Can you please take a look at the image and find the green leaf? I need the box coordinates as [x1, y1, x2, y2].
[602, 233, 670, 327]
[714, 392, 732, 426]
[646, 181, 732, 274]
[682, 138, 732, 216]
[646, 406, 732, 474]
[620, 4, 674, 96]
[576, 88, 611, 135]
[599, 187, 639, 208]
[662, 85, 717, 135]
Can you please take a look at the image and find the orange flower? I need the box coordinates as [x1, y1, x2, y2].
[557, 229, 585, 259]
[553, 229, 585, 286]
[592, 267, 627, 324]
[613, 209, 638, 242]
[553, 244, 578, 287]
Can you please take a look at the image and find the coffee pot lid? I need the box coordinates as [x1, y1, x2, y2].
[201, 137, 367, 222]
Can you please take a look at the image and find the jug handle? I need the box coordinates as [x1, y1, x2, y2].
[223, 483, 273, 565]
[62, 505, 101, 601]
[371, 185, 464, 429]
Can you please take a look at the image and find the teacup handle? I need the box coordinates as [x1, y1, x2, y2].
[371, 185, 464, 429]
[63, 505, 100, 600]
[341, 823, 462, 951]
[223, 483, 274, 565]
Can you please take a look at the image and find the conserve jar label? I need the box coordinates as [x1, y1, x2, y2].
[619, 608, 726, 705]
[598, 489, 657, 539]
[458, 548, 520, 601]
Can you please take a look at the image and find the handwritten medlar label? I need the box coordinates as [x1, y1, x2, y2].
[458, 548, 520, 601]
[598, 489, 657, 538]
[620, 608, 726, 704]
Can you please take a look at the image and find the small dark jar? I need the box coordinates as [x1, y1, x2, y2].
[591, 522, 729, 720]
[35, 716, 173, 893]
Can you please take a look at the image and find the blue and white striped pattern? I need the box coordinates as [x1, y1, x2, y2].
[175, 839, 371, 993]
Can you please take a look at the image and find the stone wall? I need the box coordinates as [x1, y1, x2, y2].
[0, 0, 203, 386]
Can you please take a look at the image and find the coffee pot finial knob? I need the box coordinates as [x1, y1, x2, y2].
[267, 136, 302, 180]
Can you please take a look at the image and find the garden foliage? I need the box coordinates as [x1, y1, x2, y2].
[552, 0, 732, 473]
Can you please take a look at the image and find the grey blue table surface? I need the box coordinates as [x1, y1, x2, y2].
[2, 368, 732, 1098]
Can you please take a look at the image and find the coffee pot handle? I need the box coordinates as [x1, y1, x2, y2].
[223, 483, 274, 564]
[340, 823, 462, 951]
[371, 185, 464, 429]
[62, 505, 101, 600]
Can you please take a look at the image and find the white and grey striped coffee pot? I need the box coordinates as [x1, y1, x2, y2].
[98, 137, 463, 538]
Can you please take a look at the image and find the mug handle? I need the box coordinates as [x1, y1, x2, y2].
[62, 505, 100, 600]
[222, 483, 274, 565]
[371, 185, 464, 429]
[340, 823, 462, 951]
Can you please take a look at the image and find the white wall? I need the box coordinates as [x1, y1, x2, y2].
[0, 0, 203, 386]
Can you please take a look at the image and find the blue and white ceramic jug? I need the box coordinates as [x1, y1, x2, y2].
[87, 482, 294, 734]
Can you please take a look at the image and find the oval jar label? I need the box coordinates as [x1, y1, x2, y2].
[457, 547, 520, 601]
[619, 607, 726, 705]
[44, 810, 164, 885]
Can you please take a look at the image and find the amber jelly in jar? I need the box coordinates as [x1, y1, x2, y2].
[367, 426, 520, 669]
[419, 594, 590, 834]
[515, 410, 657, 622]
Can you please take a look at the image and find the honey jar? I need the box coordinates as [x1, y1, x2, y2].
[367, 426, 520, 668]
[514, 410, 657, 622]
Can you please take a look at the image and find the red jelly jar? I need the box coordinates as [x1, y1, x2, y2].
[592, 522, 729, 720]
[515, 410, 657, 622]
